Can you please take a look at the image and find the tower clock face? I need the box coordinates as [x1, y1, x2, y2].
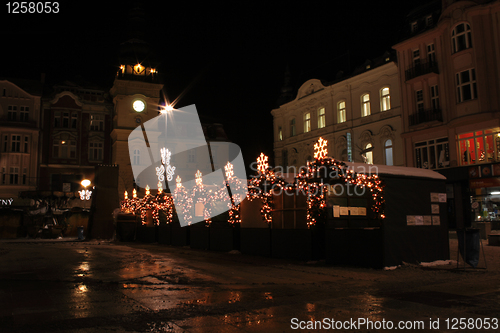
[132, 100, 145, 112]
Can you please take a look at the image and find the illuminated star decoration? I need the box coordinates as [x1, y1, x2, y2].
[176, 175, 182, 189]
[195, 170, 203, 187]
[257, 153, 269, 174]
[313, 137, 328, 160]
[225, 162, 234, 180]
[79, 190, 92, 200]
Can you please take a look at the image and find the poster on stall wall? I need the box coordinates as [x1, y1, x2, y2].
[333, 205, 340, 218]
[432, 215, 441, 225]
[430, 193, 440, 202]
[423, 216, 432, 225]
[407, 216, 415, 226]
[415, 216, 424, 225]
[431, 204, 440, 214]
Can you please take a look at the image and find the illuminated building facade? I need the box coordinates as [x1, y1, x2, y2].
[393, 0, 500, 228]
[272, 53, 403, 171]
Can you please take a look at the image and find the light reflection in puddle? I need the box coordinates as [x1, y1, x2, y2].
[222, 308, 276, 327]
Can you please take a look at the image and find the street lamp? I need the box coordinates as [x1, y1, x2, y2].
[79, 179, 92, 208]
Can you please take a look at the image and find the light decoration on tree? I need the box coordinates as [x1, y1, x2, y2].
[120, 137, 385, 229]
[257, 153, 269, 174]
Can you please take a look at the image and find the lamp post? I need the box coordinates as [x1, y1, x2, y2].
[79, 179, 92, 209]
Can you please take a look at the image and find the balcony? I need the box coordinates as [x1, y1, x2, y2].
[409, 108, 442, 126]
[405, 60, 439, 81]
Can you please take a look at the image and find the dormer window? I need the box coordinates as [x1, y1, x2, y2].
[426, 15, 433, 27]
[411, 21, 418, 33]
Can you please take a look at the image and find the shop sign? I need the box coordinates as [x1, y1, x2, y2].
[0, 198, 14, 206]
[469, 177, 500, 189]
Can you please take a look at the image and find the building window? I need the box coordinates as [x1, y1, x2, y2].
[133, 149, 140, 165]
[54, 111, 61, 127]
[90, 114, 104, 131]
[304, 113, 311, 133]
[458, 130, 500, 166]
[380, 87, 391, 111]
[452, 23, 472, 53]
[412, 49, 420, 66]
[430, 85, 439, 110]
[22, 168, 27, 185]
[11, 135, 20, 152]
[361, 94, 371, 117]
[290, 118, 296, 137]
[317, 107, 325, 128]
[19, 106, 29, 121]
[71, 112, 78, 129]
[7, 106, 17, 121]
[338, 101, 346, 123]
[9, 167, 19, 185]
[1, 167, 5, 185]
[3, 135, 8, 152]
[416, 90, 424, 113]
[426, 15, 433, 27]
[456, 68, 477, 102]
[427, 43, 435, 63]
[364, 143, 373, 164]
[89, 142, 103, 161]
[24, 136, 29, 153]
[411, 21, 418, 32]
[63, 112, 69, 128]
[53, 140, 76, 159]
[415, 138, 449, 169]
[278, 126, 283, 141]
[385, 139, 393, 166]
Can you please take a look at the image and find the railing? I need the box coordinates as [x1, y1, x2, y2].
[405, 60, 439, 81]
[409, 108, 442, 126]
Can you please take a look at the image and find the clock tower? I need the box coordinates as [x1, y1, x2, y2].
[110, 10, 164, 196]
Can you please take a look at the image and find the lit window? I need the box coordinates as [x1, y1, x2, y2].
[338, 101, 346, 123]
[304, 113, 311, 133]
[456, 68, 477, 102]
[90, 114, 104, 131]
[458, 130, 499, 166]
[365, 143, 373, 164]
[290, 118, 296, 137]
[385, 139, 393, 166]
[89, 142, 103, 161]
[361, 94, 371, 117]
[452, 23, 472, 53]
[318, 107, 325, 129]
[278, 126, 283, 141]
[380, 87, 391, 111]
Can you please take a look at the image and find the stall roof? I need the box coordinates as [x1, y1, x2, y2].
[274, 162, 446, 183]
[345, 162, 446, 180]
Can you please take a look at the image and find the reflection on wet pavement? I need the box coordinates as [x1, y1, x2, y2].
[0, 240, 499, 332]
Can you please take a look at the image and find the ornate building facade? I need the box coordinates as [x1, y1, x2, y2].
[0, 79, 42, 207]
[271, 54, 403, 172]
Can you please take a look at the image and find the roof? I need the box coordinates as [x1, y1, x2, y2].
[345, 162, 446, 180]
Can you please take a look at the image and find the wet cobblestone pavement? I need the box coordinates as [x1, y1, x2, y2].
[0, 239, 499, 332]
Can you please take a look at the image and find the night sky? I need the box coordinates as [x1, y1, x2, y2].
[1, 1, 433, 168]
